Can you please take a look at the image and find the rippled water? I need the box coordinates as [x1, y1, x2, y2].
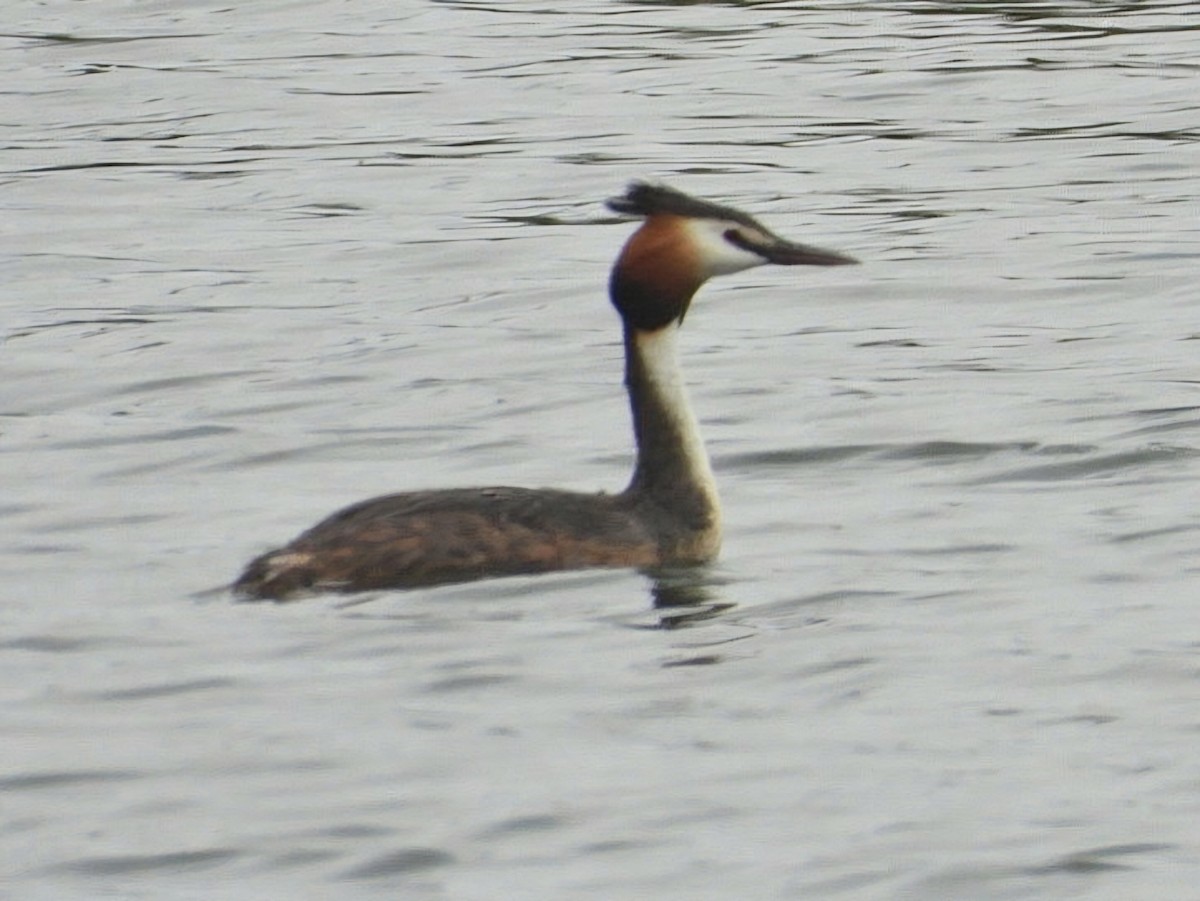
[3, 1, 1199, 898]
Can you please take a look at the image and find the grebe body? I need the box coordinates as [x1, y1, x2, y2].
[235, 182, 855, 600]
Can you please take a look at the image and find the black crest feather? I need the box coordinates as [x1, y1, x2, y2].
[607, 181, 766, 232]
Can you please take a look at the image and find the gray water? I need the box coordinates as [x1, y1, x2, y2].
[3, 1, 1199, 898]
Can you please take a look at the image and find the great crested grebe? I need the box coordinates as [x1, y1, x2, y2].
[235, 182, 856, 600]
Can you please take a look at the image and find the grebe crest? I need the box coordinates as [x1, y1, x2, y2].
[234, 181, 857, 600]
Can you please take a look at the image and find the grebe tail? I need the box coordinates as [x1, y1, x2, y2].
[235, 182, 856, 600]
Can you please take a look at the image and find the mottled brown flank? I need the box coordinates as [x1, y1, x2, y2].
[234, 487, 679, 600]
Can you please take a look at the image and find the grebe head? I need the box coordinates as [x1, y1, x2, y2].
[606, 181, 857, 331]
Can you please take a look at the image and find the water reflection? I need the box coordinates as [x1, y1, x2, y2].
[646, 564, 736, 627]
[302, 563, 737, 625]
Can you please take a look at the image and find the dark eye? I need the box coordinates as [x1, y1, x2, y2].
[724, 228, 751, 251]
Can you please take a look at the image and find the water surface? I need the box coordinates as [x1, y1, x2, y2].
[3, 1, 1199, 898]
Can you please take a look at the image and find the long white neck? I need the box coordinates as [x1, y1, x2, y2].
[622, 323, 721, 552]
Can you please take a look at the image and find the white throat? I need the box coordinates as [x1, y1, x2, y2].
[632, 324, 722, 525]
